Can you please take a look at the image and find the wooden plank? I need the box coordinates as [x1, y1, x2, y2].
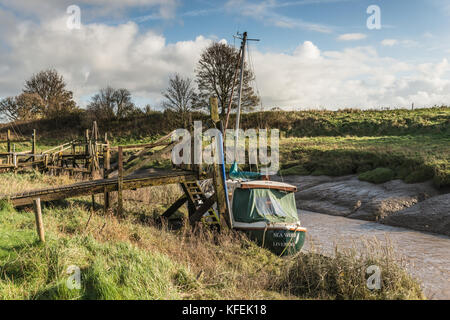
[17, 160, 44, 168]
[181, 183, 197, 218]
[8, 171, 200, 207]
[123, 142, 176, 176]
[33, 198, 45, 243]
[111, 131, 174, 151]
[189, 194, 217, 225]
[42, 141, 75, 154]
[161, 195, 187, 218]
[239, 181, 297, 192]
[46, 166, 90, 173]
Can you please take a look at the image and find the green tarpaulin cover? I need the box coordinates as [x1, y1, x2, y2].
[229, 162, 261, 180]
[232, 188, 299, 223]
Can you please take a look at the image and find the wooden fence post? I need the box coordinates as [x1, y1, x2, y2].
[72, 142, 76, 173]
[7, 129, 11, 165]
[117, 146, 124, 217]
[33, 198, 45, 243]
[103, 135, 111, 213]
[31, 129, 36, 157]
[84, 129, 90, 169]
[13, 152, 17, 174]
[32, 129, 36, 169]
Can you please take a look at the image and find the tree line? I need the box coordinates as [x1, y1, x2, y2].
[0, 41, 259, 125]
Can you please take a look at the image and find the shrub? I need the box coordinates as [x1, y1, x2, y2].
[404, 166, 434, 184]
[279, 165, 310, 176]
[359, 168, 396, 184]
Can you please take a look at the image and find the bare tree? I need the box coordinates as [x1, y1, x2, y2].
[0, 97, 19, 122]
[87, 87, 137, 120]
[162, 74, 196, 123]
[23, 69, 77, 118]
[195, 42, 259, 117]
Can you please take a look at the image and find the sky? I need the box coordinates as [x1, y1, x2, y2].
[0, 0, 450, 110]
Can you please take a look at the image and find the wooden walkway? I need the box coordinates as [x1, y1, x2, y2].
[6, 169, 199, 207]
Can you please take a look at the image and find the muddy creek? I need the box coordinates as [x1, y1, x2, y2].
[299, 210, 450, 300]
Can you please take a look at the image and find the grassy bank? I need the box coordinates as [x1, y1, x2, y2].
[279, 134, 450, 188]
[2, 107, 448, 187]
[0, 172, 424, 300]
[2, 106, 449, 140]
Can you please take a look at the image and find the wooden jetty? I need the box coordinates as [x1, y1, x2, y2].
[8, 169, 201, 207]
[2, 98, 230, 242]
[0, 122, 104, 177]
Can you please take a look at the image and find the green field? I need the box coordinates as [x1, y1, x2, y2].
[2, 107, 449, 187]
[279, 134, 450, 187]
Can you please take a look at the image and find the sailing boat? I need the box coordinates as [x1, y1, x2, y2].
[224, 32, 306, 256]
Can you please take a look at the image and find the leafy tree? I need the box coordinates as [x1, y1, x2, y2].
[87, 87, 137, 120]
[23, 69, 77, 118]
[0, 93, 44, 121]
[195, 42, 259, 118]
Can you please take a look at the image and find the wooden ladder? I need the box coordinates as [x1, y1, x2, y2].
[181, 182, 220, 226]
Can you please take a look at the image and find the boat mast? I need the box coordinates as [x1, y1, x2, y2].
[234, 32, 247, 161]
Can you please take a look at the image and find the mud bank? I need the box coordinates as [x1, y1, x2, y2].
[276, 175, 450, 236]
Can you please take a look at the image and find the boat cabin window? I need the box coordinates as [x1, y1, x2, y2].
[254, 195, 288, 218]
[232, 188, 299, 224]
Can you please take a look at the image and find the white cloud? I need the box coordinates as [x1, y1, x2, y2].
[294, 41, 321, 59]
[0, 0, 178, 21]
[381, 39, 398, 46]
[0, 9, 210, 106]
[249, 44, 450, 109]
[381, 39, 419, 48]
[225, 0, 333, 33]
[337, 33, 367, 41]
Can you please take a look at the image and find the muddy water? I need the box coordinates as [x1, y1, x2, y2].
[299, 210, 450, 300]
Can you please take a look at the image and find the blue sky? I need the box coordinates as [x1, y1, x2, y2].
[130, 0, 450, 59]
[0, 0, 450, 109]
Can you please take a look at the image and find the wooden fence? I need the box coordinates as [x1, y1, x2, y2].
[0, 122, 109, 178]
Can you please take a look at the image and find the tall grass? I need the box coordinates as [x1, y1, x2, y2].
[274, 240, 424, 300]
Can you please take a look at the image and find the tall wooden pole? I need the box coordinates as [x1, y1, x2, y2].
[210, 97, 231, 229]
[234, 32, 247, 162]
[33, 198, 45, 243]
[117, 146, 124, 217]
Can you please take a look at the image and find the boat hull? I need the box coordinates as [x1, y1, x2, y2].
[234, 226, 306, 256]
